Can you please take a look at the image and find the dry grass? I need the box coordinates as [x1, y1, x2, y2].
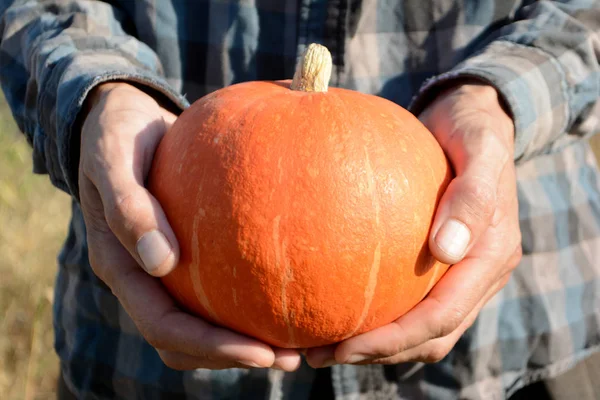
[0, 94, 70, 400]
[591, 135, 600, 161]
[0, 91, 599, 400]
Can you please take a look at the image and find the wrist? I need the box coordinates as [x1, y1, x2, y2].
[82, 81, 136, 115]
[431, 80, 515, 149]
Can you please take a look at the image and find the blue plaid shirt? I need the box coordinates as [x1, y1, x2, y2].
[1, 0, 600, 399]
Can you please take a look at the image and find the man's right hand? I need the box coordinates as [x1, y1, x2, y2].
[78, 82, 301, 371]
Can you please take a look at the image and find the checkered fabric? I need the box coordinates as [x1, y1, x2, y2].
[1, 1, 600, 399]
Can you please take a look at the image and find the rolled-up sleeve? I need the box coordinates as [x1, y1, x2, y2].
[410, 1, 600, 163]
[0, 0, 188, 199]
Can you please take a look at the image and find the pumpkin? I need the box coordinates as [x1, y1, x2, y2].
[148, 44, 452, 349]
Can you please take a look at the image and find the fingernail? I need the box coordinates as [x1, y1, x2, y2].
[435, 219, 471, 261]
[136, 230, 172, 274]
[319, 358, 337, 368]
[345, 354, 369, 364]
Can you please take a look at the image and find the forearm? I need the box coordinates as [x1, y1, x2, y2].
[0, 0, 188, 199]
[410, 0, 600, 163]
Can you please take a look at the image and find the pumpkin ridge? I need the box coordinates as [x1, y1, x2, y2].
[190, 214, 218, 321]
[272, 215, 296, 345]
[191, 86, 285, 331]
[225, 91, 301, 342]
[348, 146, 384, 334]
[352, 241, 382, 335]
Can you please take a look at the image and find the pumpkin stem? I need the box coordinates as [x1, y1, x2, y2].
[290, 44, 332, 93]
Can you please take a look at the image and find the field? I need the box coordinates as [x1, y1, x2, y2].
[1, 93, 599, 399]
[0, 95, 70, 399]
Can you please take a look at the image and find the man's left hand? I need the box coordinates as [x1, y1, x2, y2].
[307, 81, 523, 368]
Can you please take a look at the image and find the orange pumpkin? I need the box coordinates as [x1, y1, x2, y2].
[148, 44, 452, 348]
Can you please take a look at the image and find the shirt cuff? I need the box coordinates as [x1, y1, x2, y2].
[408, 41, 570, 162]
[36, 51, 190, 201]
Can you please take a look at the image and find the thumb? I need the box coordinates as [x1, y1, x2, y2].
[102, 182, 180, 277]
[428, 130, 509, 265]
[91, 117, 180, 277]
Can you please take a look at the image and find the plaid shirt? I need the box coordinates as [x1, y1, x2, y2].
[2, 0, 600, 398]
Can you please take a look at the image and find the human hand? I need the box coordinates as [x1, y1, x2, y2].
[307, 81, 522, 368]
[78, 82, 301, 371]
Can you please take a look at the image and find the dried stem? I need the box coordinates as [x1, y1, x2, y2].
[290, 44, 333, 93]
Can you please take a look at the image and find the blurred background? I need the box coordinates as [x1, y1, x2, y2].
[1, 93, 599, 399]
[1, 93, 70, 399]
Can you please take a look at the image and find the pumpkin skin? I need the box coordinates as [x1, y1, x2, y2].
[149, 74, 452, 349]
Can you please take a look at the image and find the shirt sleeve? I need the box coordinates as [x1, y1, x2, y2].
[409, 1, 600, 163]
[0, 0, 189, 200]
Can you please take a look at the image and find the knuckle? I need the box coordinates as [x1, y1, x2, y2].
[195, 328, 220, 361]
[141, 323, 169, 351]
[368, 356, 397, 366]
[421, 343, 452, 364]
[429, 303, 465, 338]
[458, 178, 496, 222]
[384, 321, 410, 356]
[80, 195, 112, 235]
[438, 316, 461, 338]
[158, 351, 189, 371]
[480, 130, 510, 163]
[84, 211, 112, 236]
[499, 273, 512, 289]
[87, 249, 103, 277]
[79, 153, 94, 177]
[86, 242, 113, 288]
[508, 244, 523, 269]
[105, 193, 138, 230]
[514, 243, 523, 259]
[377, 342, 403, 359]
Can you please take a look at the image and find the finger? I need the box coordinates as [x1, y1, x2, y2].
[307, 223, 521, 368]
[305, 344, 337, 369]
[158, 348, 302, 372]
[86, 116, 179, 277]
[81, 178, 284, 370]
[429, 130, 510, 264]
[306, 257, 499, 368]
[114, 264, 277, 368]
[273, 348, 303, 371]
[124, 271, 278, 368]
[467, 196, 521, 263]
[81, 213, 278, 369]
[353, 271, 512, 365]
[333, 256, 499, 364]
[79, 175, 128, 284]
[107, 185, 178, 277]
[156, 349, 257, 371]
